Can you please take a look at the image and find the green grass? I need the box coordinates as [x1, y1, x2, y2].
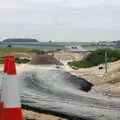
[68, 48, 120, 69]
[0, 46, 57, 52]
[0, 45, 59, 62]
[2, 42, 60, 47]
[0, 46, 58, 58]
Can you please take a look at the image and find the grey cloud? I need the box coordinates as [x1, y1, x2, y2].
[0, 0, 120, 41]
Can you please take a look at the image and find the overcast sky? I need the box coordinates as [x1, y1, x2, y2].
[0, 0, 120, 42]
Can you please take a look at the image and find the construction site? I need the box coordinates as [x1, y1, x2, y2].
[1, 0, 120, 119]
[0, 48, 120, 120]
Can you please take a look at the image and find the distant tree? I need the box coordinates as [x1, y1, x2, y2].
[116, 41, 120, 48]
[3, 38, 39, 42]
[8, 44, 12, 48]
[48, 40, 52, 43]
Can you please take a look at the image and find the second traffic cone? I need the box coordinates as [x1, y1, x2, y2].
[3, 56, 23, 120]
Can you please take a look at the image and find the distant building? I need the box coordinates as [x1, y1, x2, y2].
[31, 50, 45, 55]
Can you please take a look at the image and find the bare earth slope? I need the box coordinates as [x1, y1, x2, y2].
[71, 60, 120, 96]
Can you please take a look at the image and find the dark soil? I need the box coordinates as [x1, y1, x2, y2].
[29, 55, 62, 65]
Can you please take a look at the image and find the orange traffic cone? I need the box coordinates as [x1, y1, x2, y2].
[2, 56, 10, 101]
[3, 56, 23, 120]
[0, 56, 10, 120]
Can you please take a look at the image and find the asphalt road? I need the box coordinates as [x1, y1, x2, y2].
[18, 69, 120, 120]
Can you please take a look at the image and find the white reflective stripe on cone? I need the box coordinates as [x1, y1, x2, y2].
[1, 73, 7, 102]
[4, 75, 21, 108]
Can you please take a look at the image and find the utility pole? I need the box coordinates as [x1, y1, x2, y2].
[105, 51, 108, 73]
[51, 48, 54, 56]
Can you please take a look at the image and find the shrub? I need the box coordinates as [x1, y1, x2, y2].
[68, 49, 120, 69]
[15, 57, 30, 64]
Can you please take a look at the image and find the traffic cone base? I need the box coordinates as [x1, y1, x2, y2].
[0, 102, 4, 120]
[3, 108, 23, 120]
[0, 102, 4, 108]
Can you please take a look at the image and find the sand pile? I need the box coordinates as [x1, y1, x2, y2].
[29, 55, 61, 65]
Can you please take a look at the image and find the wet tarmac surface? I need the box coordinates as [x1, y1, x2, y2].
[1, 69, 120, 120]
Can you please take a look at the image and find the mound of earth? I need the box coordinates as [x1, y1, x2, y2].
[29, 55, 62, 65]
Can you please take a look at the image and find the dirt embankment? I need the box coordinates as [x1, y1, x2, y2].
[54, 52, 85, 61]
[71, 60, 120, 97]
